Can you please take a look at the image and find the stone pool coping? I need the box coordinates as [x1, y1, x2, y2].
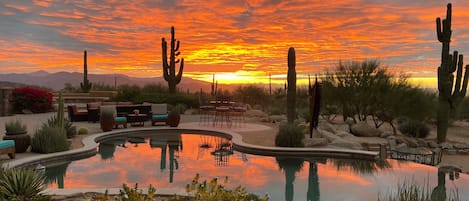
[3, 125, 379, 168]
[2, 124, 379, 196]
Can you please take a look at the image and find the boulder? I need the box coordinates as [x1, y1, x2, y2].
[440, 142, 454, 149]
[269, 115, 287, 123]
[318, 123, 337, 134]
[317, 129, 341, 142]
[453, 143, 469, 149]
[336, 130, 355, 138]
[428, 141, 440, 148]
[304, 138, 328, 147]
[350, 122, 382, 137]
[329, 138, 363, 150]
[245, 109, 268, 118]
[380, 131, 393, 138]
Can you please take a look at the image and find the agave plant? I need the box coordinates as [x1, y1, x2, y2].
[0, 167, 49, 200]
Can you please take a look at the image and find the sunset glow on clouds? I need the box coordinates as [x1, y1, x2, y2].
[1, 0, 469, 86]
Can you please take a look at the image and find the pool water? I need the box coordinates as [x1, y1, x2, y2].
[45, 133, 469, 201]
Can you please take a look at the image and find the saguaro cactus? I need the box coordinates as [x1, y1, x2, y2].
[80, 50, 92, 93]
[162, 26, 184, 93]
[436, 3, 469, 143]
[287, 47, 297, 123]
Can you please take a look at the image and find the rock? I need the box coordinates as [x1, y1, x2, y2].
[319, 123, 337, 134]
[440, 142, 454, 149]
[317, 129, 341, 142]
[453, 143, 469, 149]
[395, 143, 408, 149]
[336, 130, 354, 138]
[380, 131, 393, 138]
[269, 115, 287, 123]
[22, 109, 33, 114]
[350, 122, 382, 137]
[245, 109, 268, 118]
[404, 138, 419, 148]
[428, 141, 440, 148]
[445, 149, 458, 155]
[329, 138, 363, 150]
[304, 138, 328, 147]
[458, 150, 469, 155]
[416, 139, 428, 147]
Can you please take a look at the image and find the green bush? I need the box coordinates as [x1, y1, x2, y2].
[0, 167, 50, 201]
[171, 103, 187, 114]
[45, 116, 75, 138]
[397, 117, 430, 138]
[275, 123, 305, 147]
[169, 174, 269, 201]
[119, 183, 155, 201]
[78, 127, 89, 135]
[4, 119, 27, 133]
[31, 126, 70, 154]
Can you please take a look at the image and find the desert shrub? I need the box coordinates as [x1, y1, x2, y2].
[31, 126, 70, 154]
[78, 127, 89, 135]
[171, 103, 187, 114]
[44, 116, 76, 138]
[0, 167, 50, 201]
[232, 85, 269, 109]
[169, 174, 269, 201]
[275, 123, 305, 147]
[4, 119, 27, 133]
[397, 117, 430, 138]
[12, 87, 53, 113]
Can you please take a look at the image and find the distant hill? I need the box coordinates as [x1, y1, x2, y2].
[0, 71, 215, 92]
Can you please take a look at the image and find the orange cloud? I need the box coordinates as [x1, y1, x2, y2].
[2, 1, 469, 88]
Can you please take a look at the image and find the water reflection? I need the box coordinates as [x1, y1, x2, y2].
[44, 161, 70, 189]
[330, 158, 392, 175]
[98, 138, 126, 160]
[275, 157, 304, 201]
[431, 166, 462, 201]
[44, 133, 469, 201]
[149, 134, 183, 183]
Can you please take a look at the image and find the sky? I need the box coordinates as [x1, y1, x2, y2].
[1, 0, 469, 87]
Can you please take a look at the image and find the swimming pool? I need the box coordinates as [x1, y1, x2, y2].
[44, 132, 469, 201]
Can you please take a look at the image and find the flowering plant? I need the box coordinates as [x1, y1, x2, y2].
[12, 87, 53, 113]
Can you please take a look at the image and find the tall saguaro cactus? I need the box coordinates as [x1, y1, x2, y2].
[287, 47, 297, 123]
[162, 26, 184, 93]
[80, 50, 92, 93]
[436, 3, 469, 143]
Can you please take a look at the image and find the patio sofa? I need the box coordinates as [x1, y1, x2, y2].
[86, 102, 152, 123]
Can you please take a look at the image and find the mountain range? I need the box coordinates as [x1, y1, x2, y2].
[0, 71, 217, 92]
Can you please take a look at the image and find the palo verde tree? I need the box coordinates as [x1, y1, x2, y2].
[436, 3, 469, 143]
[162, 26, 184, 93]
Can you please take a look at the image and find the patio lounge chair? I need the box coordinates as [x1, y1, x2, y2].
[0, 140, 15, 159]
[151, 104, 169, 126]
[67, 105, 88, 122]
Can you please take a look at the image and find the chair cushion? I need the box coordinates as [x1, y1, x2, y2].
[115, 116, 127, 123]
[0, 140, 15, 149]
[152, 114, 169, 120]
